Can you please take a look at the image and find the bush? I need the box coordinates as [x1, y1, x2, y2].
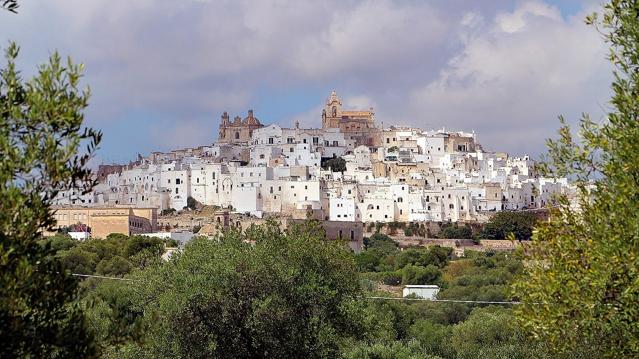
[479, 211, 537, 241]
[186, 196, 198, 210]
[321, 156, 346, 172]
[380, 271, 403, 286]
[402, 264, 442, 286]
[364, 233, 398, 252]
[161, 208, 176, 216]
[438, 223, 473, 239]
[96, 255, 132, 277]
[408, 319, 454, 358]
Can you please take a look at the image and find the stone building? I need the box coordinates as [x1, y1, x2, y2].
[218, 109, 264, 144]
[321, 90, 380, 147]
[48, 206, 158, 239]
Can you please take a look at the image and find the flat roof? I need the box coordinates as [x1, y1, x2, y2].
[404, 285, 440, 289]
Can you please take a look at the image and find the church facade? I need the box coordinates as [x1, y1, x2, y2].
[322, 90, 381, 147]
[218, 109, 264, 144]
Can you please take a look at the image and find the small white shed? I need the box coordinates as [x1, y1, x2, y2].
[402, 285, 440, 300]
[68, 231, 90, 241]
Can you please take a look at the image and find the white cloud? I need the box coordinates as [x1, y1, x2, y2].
[0, 0, 613, 158]
[408, 1, 611, 155]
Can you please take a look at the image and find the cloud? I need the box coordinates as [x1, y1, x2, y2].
[0, 0, 612, 160]
[408, 1, 612, 155]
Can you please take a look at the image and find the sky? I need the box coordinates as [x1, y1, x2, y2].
[0, 0, 612, 163]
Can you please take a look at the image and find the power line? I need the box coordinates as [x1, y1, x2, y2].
[72, 273, 137, 281]
[70, 274, 528, 305]
[364, 296, 523, 305]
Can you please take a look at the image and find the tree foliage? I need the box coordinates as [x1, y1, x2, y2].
[0, 43, 100, 356]
[321, 156, 347, 172]
[90, 221, 364, 357]
[479, 211, 536, 241]
[513, 1, 639, 357]
[438, 223, 473, 239]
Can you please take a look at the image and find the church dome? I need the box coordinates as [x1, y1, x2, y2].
[243, 109, 261, 126]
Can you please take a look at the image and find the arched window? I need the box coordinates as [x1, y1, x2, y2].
[397, 197, 403, 203]
[449, 204, 454, 209]
[235, 131, 240, 139]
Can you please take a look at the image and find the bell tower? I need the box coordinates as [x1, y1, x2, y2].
[323, 90, 342, 129]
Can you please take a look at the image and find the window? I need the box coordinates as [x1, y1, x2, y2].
[176, 178, 181, 185]
[235, 131, 240, 139]
[268, 137, 274, 144]
[449, 204, 454, 209]
[287, 137, 294, 144]
[196, 178, 199, 184]
[333, 141, 338, 146]
[175, 188, 179, 194]
[313, 137, 319, 145]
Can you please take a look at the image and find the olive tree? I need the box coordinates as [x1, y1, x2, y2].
[514, 1, 639, 357]
[0, 43, 101, 357]
[92, 221, 364, 358]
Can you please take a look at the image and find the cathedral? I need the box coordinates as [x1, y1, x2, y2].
[322, 90, 380, 147]
[217, 109, 264, 144]
[216, 91, 380, 147]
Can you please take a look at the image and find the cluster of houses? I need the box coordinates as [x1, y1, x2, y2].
[54, 91, 573, 224]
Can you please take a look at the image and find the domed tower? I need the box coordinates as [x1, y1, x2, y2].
[216, 110, 264, 144]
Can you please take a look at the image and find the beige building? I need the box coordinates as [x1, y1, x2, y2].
[372, 161, 429, 183]
[49, 206, 158, 239]
[445, 133, 477, 153]
[218, 110, 264, 144]
[321, 90, 380, 147]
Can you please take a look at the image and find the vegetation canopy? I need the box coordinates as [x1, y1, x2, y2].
[0, 42, 100, 357]
[513, 1, 639, 357]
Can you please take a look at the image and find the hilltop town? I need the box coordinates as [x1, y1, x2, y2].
[51, 91, 573, 242]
